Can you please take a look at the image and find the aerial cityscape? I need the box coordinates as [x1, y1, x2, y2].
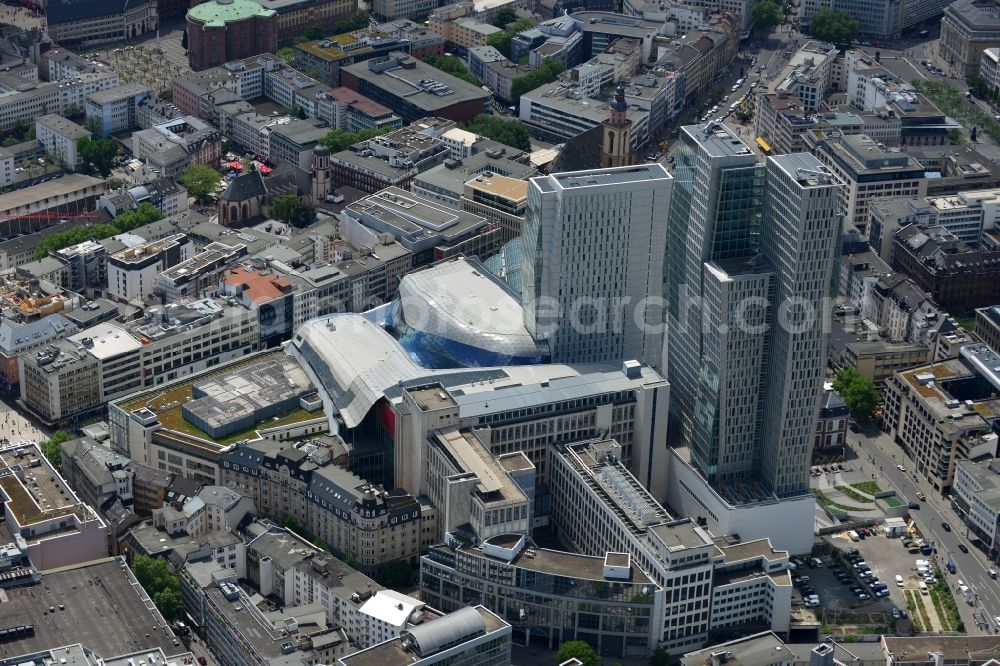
[0, 0, 1000, 664]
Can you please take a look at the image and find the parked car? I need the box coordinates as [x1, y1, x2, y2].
[942, 522, 952, 532]
[959, 543, 969, 553]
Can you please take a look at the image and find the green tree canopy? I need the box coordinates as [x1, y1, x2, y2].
[556, 641, 599, 666]
[510, 17, 534, 32]
[318, 126, 394, 152]
[41, 431, 71, 470]
[153, 588, 184, 621]
[463, 114, 530, 150]
[510, 58, 564, 105]
[487, 30, 515, 59]
[650, 648, 670, 666]
[808, 8, 859, 46]
[277, 47, 296, 65]
[132, 555, 182, 620]
[375, 561, 414, 588]
[753, 0, 782, 32]
[832, 367, 881, 421]
[76, 136, 118, 177]
[180, 164, 221, 204]
[332, 10, 370, 34]
[283, 515, 300, 532]
[34, 203, 164, 259]
[270, 193, 316, 228]
[423, 53, 479, 85]
[305, 25, 325, 40]
[492, 7, 517, 27]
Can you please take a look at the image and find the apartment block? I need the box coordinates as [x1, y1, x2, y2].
[240, 527, 463, 653]
[220, 437, 428, 570]
[153, 242, 248, 303]
[808, 131, 927, 237]
[0, 313, 78, 386]
[132, 116, 222, 179]
[85, 83, 153, 137]
[0, 72, 119, 132]
[108, 234, 193, 303]
[770, 41, 837, 112]
[20, 298, 259, 424]
[0, 441, 108, 570]
[35, 114, 89, 170]
[952, 458, 1000, 556]
[883, 344, 1000, 492]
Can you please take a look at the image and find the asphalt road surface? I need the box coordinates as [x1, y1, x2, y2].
[850, 427, 1000, 633]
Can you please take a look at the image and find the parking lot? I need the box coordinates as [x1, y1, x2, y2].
[790, 530, 921, 631]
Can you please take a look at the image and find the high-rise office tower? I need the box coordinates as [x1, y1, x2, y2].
[664, 124, 841, 499]
[757, 153, 842, 495]
[523, 164, 673, 366]
[664, 123, 768, 486]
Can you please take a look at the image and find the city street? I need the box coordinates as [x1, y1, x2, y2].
[848, 426, 1000, 633]
[662, 24, 801, 154]
[0, 392, 49, 445]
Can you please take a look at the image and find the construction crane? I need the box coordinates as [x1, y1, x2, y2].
[0, 212, 102, 221]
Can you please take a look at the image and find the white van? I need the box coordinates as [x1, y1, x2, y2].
[919, 581, 928, 594]
[895, 574, 904, 587]
[848, 530, 860, 542]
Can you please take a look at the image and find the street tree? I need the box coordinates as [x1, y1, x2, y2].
[832, 367, 881, 421]
[180, 164, 220, 204]
[555, 641, 598, 666]
[76, 136, 118, 177]
[808, 8, 859, 46]
[752, 0, 782, 33]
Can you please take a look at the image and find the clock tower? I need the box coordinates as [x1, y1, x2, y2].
[601, 84, 634, 168]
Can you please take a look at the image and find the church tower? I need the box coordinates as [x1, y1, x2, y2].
[312, 145, 331, 205]
[601, 84, 634, 168]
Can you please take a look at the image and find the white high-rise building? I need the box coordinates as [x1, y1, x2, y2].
[522, 164, 672, 366]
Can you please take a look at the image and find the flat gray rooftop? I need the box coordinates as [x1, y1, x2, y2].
[769, 153, 839, 188]
[680, 632, 796, 666]
[682, 123, 755, 159]
[0, 559, 178, 659]
[541, 164, 672, 191]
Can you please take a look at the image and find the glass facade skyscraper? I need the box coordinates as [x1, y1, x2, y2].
[665, 124, 841, 497]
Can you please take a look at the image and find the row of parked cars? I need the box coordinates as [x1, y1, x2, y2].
[793, 575, 820, 607]
[839, 550, 890, 600]
[791, 556, 825, 607]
